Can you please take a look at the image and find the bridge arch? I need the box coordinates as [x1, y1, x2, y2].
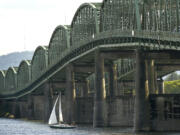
[71, 3, 101, 46]
[100, 0, 137, 32]
[0, 71, 6, 94]
[48, 25, 70, 66]
[17, 60, 31, 90]
[31, 46, 48, 81]
[5, 67, 17, 95]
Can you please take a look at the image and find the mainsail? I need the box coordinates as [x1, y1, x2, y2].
[48, 95, 59, 125]
[48, 92, 76, 129]
[59, 93, 63, 123]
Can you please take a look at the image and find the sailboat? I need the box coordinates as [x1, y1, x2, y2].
[48, 92, 76, 129]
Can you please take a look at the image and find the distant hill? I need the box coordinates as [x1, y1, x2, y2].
[0, 51, 34, 70]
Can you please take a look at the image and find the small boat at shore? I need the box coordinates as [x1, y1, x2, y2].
[48, 92, 76, 129]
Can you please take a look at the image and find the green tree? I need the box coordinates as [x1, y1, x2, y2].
[164, 80, 180, 94]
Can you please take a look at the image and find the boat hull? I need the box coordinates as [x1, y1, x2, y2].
[49, 124, 76, 129]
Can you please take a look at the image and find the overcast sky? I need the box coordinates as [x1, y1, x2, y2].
[0, 0, 102, 55]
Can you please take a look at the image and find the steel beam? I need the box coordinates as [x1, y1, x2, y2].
[157, 65, 180, 71]
[101, 51, 135, 60]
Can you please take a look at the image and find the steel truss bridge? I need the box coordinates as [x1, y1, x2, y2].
[0, 0, 180, 131]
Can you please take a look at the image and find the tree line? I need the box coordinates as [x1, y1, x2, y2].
[164, 72, 180, 94]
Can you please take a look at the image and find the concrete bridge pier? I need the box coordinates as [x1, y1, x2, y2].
[0, 100, 7, 116]
[109, 62, 118, 97]
[43, 82, 53, 122]
[93, 50, 107, 127]
[12, 100, 21, 118]
[1, 100, 10, 116]
[20, 98, 31, 119]
[134, 49, 150, 132]
[27, 94, 34, 120]
[157, 78, 164, 94]
[82, 79, 89, 97]
[146, 60, 156, 94]
[5, 100, 13, 116]
[65, 64, 76, 124]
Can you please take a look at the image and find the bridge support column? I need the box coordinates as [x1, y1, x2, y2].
[0, 100, 7, 117]
[93, 50, 107, 127]
[12, 100, 20, 118]
[134, 49, 150, 132]
[27, 94, 34, 120]
[154, 70, 158, 94]
[82, 80, 89, 97]
[18, 98, 29, 118]
[146, 60, 156, 94]
[158, 78, 164, 94]
[5, 100, 12, 115]
[43, 82, 53, 122]
[66, 64, 76, 124]
[109, 63, 118, 97]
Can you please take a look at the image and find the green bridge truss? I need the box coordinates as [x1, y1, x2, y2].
[0, 0, 180, 99]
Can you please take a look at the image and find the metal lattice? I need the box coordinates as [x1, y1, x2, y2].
[71, 3, 101, 46]
[31, 46, 48, 81]
[142, 0, 180, 32]
[48, 25, 70, 66]
[101, 0, 137, 31]
[17, 60, 31, 90]
[0, 71, 5, 94]
[5, 67, 17, 94]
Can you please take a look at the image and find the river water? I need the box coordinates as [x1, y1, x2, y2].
[0, 118, 179, 135]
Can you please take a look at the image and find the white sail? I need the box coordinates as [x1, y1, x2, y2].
[59, 92, 63, 123]
[48, 95, 59, 125]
